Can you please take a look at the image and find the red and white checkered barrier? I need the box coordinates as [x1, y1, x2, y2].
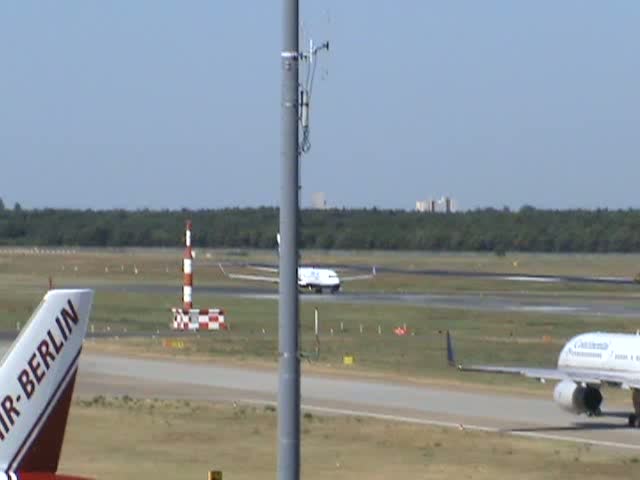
[171, 308, 227, 331]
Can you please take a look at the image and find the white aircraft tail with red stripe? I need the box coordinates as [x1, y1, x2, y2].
[0, 289, 93, 479]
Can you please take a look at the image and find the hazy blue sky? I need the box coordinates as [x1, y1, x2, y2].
[1, 2, 638, 210]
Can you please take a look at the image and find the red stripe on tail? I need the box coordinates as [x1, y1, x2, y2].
[17, 371, 78, 473]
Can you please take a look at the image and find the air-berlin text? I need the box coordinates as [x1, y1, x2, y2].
[0, 299, 79, 441]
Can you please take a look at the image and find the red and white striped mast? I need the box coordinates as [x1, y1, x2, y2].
[171, 219, 227, 331]
[182, 220, 194, 311]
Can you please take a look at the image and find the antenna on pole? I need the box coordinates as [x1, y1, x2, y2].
[298, 33, 329, 154]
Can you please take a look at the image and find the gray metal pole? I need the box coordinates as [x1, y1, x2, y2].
[278, 0, 300, 479]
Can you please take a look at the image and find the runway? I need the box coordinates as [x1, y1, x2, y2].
[218, 261, 636, 286]
[83, 282, 640, 318]
[76, 351, 640, 451]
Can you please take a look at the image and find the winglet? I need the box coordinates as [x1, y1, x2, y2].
[218, 263, 228, 277]
[372, 266, 377, 277]
[446, 330, 457, 368]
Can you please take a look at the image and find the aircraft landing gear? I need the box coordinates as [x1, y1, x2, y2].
[627, 414, 640, 428]
[587, 408, 602, 417]
[629, 390, 640, 428]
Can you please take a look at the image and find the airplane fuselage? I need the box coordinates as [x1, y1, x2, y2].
[554, 332, 640, 425]
[558, 332, 640, 374]
[298, 267, 340, 293]
[452, 329, 640, 427]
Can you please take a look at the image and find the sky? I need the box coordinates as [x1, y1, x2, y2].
[0, 1, 639, 211]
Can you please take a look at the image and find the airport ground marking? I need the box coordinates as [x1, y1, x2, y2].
[240, 398, 640, 451]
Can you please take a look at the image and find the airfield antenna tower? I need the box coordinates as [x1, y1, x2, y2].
[278, 1, 301, 480]
[298, 33, 329, 154]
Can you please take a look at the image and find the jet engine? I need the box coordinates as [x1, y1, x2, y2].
[553, 380, 602, 415]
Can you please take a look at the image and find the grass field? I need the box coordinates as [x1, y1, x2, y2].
[3, 249, 639, 477]
[59, 396, 638, 480]
[2, 283, 634, 388]
[2, 248, 640, 296]
[2, 249, 640, 396]
[83, 298, 638, 407]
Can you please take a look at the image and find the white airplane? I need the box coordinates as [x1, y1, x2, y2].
[447, 330, 640, 427]
[219, 234, 376, 293]
[0, 289, 94, 480]
[219, 263, 376, 294]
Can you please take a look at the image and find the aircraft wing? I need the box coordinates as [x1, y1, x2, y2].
[340, 266, 377, 282]
[248, 265, 279, 273]
[457, 364, 597, 384]
[227, 273, 280, 283]
[446, 331, 640, 388]
[219, 263, 279, 283]
[457, 363, 640, 389]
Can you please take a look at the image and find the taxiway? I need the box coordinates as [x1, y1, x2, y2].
[76, 352, 640, 451]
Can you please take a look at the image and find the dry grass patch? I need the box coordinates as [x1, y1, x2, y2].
[60, 396, 637, 480]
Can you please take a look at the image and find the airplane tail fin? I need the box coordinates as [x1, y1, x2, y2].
[0, 289, 94, 474]
[218, 263, 228, 277]
[446, 330, 457, 367]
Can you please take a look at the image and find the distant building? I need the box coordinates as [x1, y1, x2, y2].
[443, 196, 456, 213]
[415, 196, 457, 213]
[311, 192, 328, 210]
[416, 200, 435, 212]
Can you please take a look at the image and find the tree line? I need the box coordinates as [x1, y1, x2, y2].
[0, 205, 639, 253]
